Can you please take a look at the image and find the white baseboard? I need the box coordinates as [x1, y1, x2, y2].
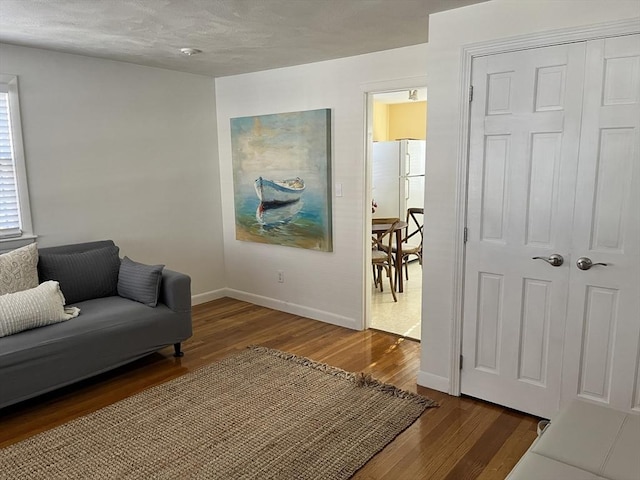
[417, 370, 451, 394]
[191, 289, 227, 306]
[225, 288, 360, 330]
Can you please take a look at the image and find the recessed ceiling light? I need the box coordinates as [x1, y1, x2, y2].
[180, 48, 202, 56]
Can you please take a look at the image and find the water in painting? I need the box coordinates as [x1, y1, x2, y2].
[230, 109, 332, 251]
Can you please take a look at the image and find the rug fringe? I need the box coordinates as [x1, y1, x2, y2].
[247, 345, 438, 408]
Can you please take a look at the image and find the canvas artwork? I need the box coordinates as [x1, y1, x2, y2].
[230, 108, 333, 251]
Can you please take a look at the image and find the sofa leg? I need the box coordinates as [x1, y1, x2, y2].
[173, 343, 184, 357]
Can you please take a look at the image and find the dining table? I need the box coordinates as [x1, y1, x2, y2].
[372, 220, 408, 293]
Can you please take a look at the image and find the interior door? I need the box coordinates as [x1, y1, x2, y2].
[462, 43, 587, 418]
[463, 34, 640, 419]
[561, 34, 640, 413]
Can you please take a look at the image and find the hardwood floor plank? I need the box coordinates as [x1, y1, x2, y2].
[0, 298, 538, 478]
[398, 403, 500, 479]
[442, 410, 523, 480]
[475, 415, 538, 480]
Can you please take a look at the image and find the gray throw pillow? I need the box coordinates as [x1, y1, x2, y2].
[38, 245, 120, 304]
[117, 256, 164, 307]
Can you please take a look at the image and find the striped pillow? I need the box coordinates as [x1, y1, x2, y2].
[0, 281, 80, 337]
[117, 256, 164, 307]
[38, 246, 120, 304]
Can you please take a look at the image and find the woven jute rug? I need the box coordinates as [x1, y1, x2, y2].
[0, 345, 437, 479]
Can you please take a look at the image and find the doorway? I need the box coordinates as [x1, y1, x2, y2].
[367, 88, 427, 340]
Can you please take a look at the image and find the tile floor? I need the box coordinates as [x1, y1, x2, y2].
[370, 261, 421, 341]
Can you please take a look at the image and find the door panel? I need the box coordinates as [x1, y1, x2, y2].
[518, 278, 551, 386]
[577, 286, 618, 401]
[480, 135, 509, 242]
[475, 272, 503, 373]
[462, 43, 586, 418]
[562, 34, 640, 412]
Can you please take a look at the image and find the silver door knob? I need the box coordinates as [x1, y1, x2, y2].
[576, 257, 608, 270]
[532, 254, 564, 267]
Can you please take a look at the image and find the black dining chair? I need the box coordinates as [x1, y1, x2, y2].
[393, 208, 423, 282]
[372, 219, 399, 302]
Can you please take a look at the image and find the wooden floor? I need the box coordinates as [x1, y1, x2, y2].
[0, 298, 539, 479]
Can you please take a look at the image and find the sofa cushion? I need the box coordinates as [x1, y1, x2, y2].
[507, 451, 607, 479]
[0, 243, 39, 295]
[604, 414, 640, 480]
[38, 245, 120, 304]
[117, 256, 164, 307]
[532, 400, 639, 480]
[0, 295, 192, 408]
[0, 281, 80, 337]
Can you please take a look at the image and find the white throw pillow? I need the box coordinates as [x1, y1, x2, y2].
[0, 243, 39, 295]
[0, 281, 80, 337]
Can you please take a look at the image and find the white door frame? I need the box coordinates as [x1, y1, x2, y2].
[360, 76, 428, 330]
[449, 18, 640, 396]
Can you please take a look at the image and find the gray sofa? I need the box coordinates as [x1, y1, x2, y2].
[0, 240, 192, 409]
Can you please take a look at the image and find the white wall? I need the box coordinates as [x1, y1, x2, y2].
[419, 0, 640, 392]
[0, 44, 224, 298]
[215, 45, 428, 328]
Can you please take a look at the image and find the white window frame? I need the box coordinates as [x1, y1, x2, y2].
[0, 74, 35, 252]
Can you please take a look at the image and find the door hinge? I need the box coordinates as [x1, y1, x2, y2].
[463, 227, 468, 243]
[460, 354, 463, 370]
[469, 85, 474, 102]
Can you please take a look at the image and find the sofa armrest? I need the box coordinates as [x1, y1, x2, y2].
[158, 269, 191, 313]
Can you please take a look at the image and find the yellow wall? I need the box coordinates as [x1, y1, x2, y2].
[373, 101, 389, 141]
[389, 101, 427, 140]
[373, 101, 427, 141]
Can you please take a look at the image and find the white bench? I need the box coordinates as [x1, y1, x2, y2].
[507, 400, 640, 480]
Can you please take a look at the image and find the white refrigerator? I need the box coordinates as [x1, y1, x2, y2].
[372, 140, 425, 219]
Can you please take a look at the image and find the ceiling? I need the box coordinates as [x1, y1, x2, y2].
[0, 0, 486, 78]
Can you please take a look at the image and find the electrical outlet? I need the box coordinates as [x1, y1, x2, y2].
[277, 271, 285, 283]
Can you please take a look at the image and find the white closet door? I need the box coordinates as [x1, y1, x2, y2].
[562, 34, 640, 413]
[462, 43, 586, 418]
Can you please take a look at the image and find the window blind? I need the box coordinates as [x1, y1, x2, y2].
[0, 90, 22, 238]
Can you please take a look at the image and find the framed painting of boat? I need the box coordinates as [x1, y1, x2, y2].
[230, 108, 333, 251]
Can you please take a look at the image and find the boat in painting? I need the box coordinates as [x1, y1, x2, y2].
[254, 176, 305, 205]
[256, 199, 303, 226]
